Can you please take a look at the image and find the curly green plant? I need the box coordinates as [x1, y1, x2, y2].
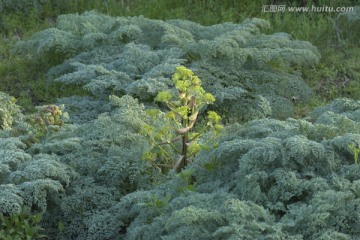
[178, 169, 196, 192]
[0, 92, 22, 131]
[25, 104, 68, 143]
[142, 66, 222, 172]
[348, 143, 360, 164]
[0, 208, 46, 240]
[144, 194, 172, 212]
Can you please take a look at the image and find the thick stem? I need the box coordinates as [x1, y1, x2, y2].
[178, 98, 189, 172]
[179, 131, 188, 172]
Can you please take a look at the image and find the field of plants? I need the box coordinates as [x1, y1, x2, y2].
[0, 0, 360, 239]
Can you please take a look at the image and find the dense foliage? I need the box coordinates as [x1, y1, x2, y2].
[13, 11, 319, 122]
[86, 98, 360, 240]
[3, 89, 360, 239]
[0, 1, 360, 240]
[1, 1, 359, 110]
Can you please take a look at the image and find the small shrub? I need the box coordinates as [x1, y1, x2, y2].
[348, 143, 360, 164]
[0, 208, 46, 240]
[142, 66, 222, 172]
